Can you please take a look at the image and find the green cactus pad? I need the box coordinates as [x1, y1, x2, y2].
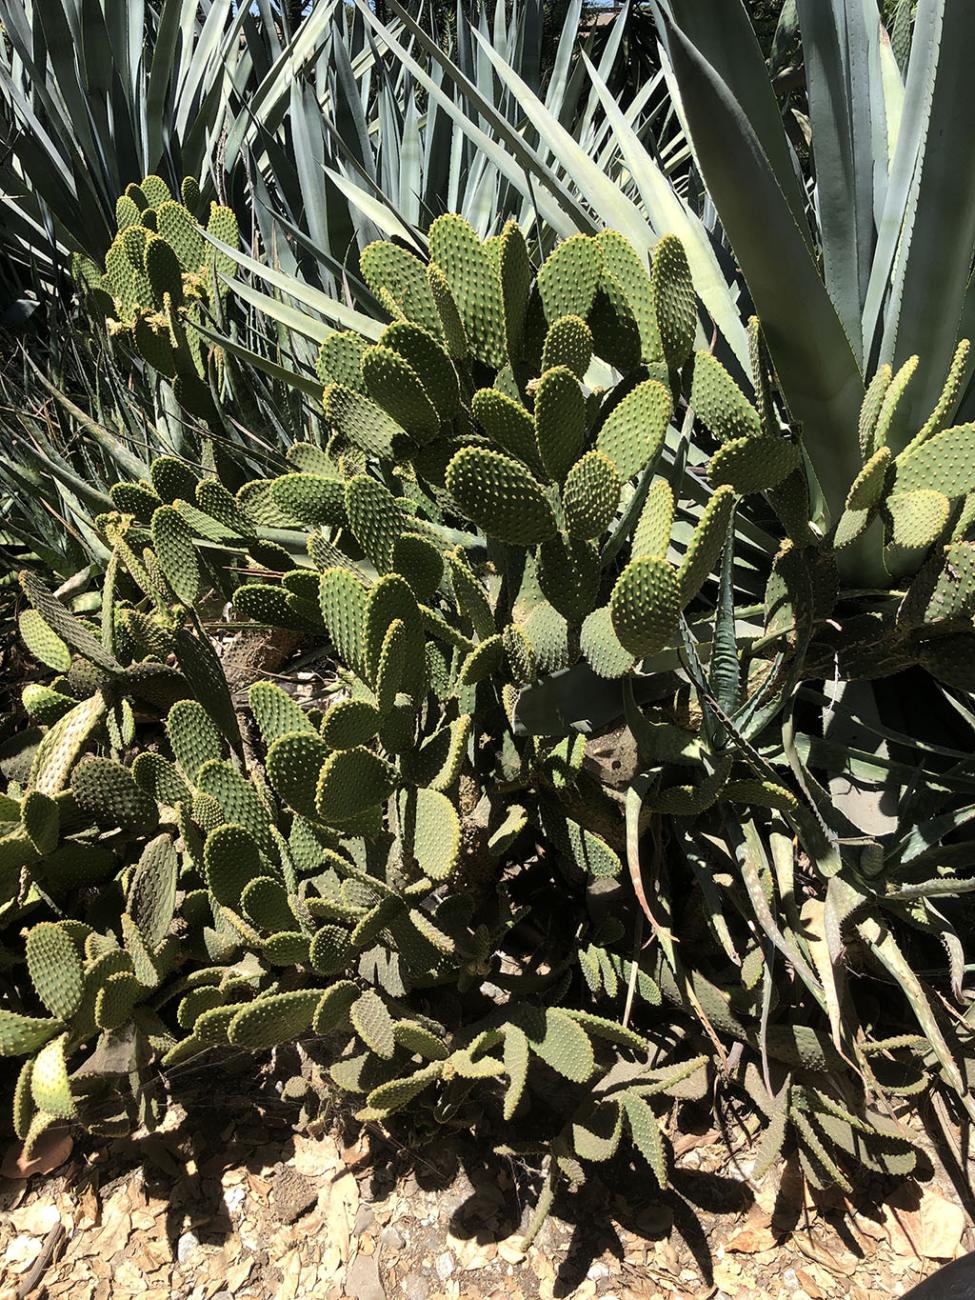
[709, 435, 801, 494]
[457, 633, 504, 686]
[596, 229, 659, 360]
[315, 747, 397, 825]
[21, 790, 59, 854]
[446, 447, 556, 545]
[621, 1090, 667, 1186]
[846, 447, 893, 511]
[197, 760, 273, 854]
[73, 756, 159, 834]
[346, 474, 405, 573]
[499, 219, 532, 363]
[324, 383, 408, 460]
[127, 834, 177, 949]
[269, 473, 346, 527]
[139, 173, 171, 206]
[166, 699, 223, 784]
[537, 536, 600, 625]
[145, 233, 184, 307]
[588, 267, 643, 373]
[240, 876, 294, 932]
[374, 619, 407, 713]
[610, 555, 681, 657]
[390, 534, 443, 603]
[632, 479, 675, 559]
[22, 683, 77, 727]
[920, 633, 975, 692]
[203, 824, 262, 909]
[30, 691, 109, 796]
[502, 624, 538, 686]
[833, 504, 872, 550]
[691, 351, 762, 442]
[364, 573, 422, 688]
[307, 924, 352, 976]
[361, 344, 441, 443]
[541, 315, 593, 380]
[399, 787, 462, 879]
[320, 699, 382, 749]
[907, 339, 971, 455]
[266, 732, 329, 820]
[0, 1010, 63, 1058]
[228, 990, 322, 1051]
[595, 379, 671, 481]
[472, 388, 540, 467]
[361, 240, 442, 338]
[520, 1005, 595, 1082]
[677, 486, 736, 605]
[428, 214, 506, 367]
[311, 982, 359, 1035]
[26, 923, 84, 1020]
[366, 1063, 443, 1115]
[562, 451, 621, 540]
[858, 363, 892, 459]
[249, 682, 316, 744]
[94, 970, 142, 1031]
[350, 989, 396, 1059]
[873, 354, 918, 451]
[650, 235, 696, 369]
[886, 490, 950, 553]
[110, 480, 163, 525]
[319, 568, 368, 677]
[116, 193, 141, 228]
[381, 321, 460, 420]
[537, 234, 601, 324]
[151, 505, 200, 603]
[31, 1035, 76, 1119]
[19, 570, 118, 671]
[316, 330, 367, 390]
[156, 200, 205, 271]
[534, 366, 586, 484]
[426, 261, 468, 358]
[895, 424, 975, 498]
[19, 608, 72, 673]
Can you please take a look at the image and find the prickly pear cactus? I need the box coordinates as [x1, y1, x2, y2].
[13, 216, 975, 1230]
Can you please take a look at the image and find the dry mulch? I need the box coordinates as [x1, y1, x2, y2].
[1, 1059, 970, 1300]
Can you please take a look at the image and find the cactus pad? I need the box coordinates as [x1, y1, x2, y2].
[315, 748, 397, 825]
[610, 555, 681, 657]
[534, 366, 586, 484]
[446, 447, 557, 545]
[595, 379, 671, 481]
[650, 235, 696, 369]
[691, 351, 761, 442]
[709, 435, 800, 494]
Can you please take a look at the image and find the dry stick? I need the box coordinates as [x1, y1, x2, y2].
[16, 1221, 66, 1299]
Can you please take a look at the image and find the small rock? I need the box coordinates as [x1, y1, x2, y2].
[346, 1251, 385, 1300]
[177, 1231, 200, 1264]
[435, 1251, 454, 1280]
[354, 1204, 376, 1235]
[380, 1226, 405, 1251]
[588, 1262, 610, 1280]
[270, 1164, 317, 1224]
[400, 1273, 429, 1299]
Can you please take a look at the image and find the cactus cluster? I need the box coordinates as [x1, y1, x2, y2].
[72, 175, 238, 421]
[7, 205, 975, 1228]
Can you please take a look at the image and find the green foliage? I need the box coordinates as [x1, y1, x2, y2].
[6, 211, 975, 1236]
